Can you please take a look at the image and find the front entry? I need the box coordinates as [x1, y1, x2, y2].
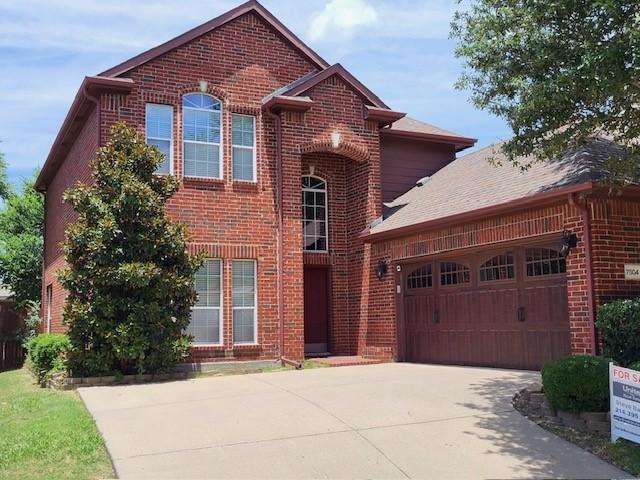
[304, 267, 330, 355]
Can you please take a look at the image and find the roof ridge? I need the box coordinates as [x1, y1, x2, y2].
[99, 0, 330, 77]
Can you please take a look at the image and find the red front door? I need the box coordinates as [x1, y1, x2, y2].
[304, 267, 329, 355]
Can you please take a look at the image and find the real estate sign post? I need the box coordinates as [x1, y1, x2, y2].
[610, 363, 640, 444]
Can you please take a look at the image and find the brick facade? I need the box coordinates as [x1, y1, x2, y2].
[41, 3, 640, 368]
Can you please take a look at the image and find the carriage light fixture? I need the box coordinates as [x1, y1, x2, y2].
[375, 260, 389, 280]
[560, 230, 578, 258]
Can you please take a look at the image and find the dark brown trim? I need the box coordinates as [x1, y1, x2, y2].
[365, 106, 406, 126]
[380, 127, 477, 151]
[362, 182, 596, 242]
[35, 76, 135, 191]
[280, 64, 389, 109]
[262, 95, 314, 113]
[100, 0, 329, 78]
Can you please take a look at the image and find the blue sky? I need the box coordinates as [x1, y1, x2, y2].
[0, 0, 511, 188]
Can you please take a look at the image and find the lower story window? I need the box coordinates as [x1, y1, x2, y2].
[187, 259, 222, 344]
[233, 260, 257, 344]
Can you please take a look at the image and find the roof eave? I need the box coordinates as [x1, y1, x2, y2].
[35, 76, 135, 191]
[262, 95, 314, 113]
[380, 127, 477, 150]
[361, 181, 596, 243]
[100, 0, 329, 78]
[365, 106, 406, 126]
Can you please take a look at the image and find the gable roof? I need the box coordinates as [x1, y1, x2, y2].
[368, 138, 626, 239]
[270, 63, 390, 109]
[100, 0, 329, 78]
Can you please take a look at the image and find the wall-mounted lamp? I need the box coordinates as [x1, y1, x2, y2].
[375, 259, 389, 280]
[199, 80, 208, 92]
[560, 230, 578, 257]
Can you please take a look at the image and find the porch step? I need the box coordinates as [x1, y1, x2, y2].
[306, 356, 386, 368]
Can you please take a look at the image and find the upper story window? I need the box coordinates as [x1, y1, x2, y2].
[479, 253, 515, 282]
[407, 265, 433, 289]
[440, 262, 470, 286]
[182, 93, 222, 179]
[232, 114, 256, 182]
[145, 104, 173, 174]
[302, 175, 328, 252]
[526, 247, 566, 277]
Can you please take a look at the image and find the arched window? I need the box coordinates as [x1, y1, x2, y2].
[183, 93, 222, 178]
[407, 265, 432, 289]
[302, 175, 328, 252]
[479, 253, 515, 282]
[440, 262, 470, 286]
[526, 247, 566, 277]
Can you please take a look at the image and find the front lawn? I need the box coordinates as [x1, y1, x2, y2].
[0, 368, 114, 480]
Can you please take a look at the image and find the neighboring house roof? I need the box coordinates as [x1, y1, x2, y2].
[100, 0, 330, 77]
[381, 116, 477, 151]
[369, 138, 626, 238]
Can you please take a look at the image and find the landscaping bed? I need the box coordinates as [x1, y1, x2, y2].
[0, 368, 114, 480]
[514, 383, 640, 477]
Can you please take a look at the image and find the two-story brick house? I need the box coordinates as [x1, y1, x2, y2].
[38, 1, 640, 370]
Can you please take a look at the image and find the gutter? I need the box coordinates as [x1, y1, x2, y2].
[362, 182, 596, 243]
[379, 127, 477, 151]
[264, 106, 286, 362]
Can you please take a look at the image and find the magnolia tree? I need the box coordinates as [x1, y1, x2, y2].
[60, 122, 202, 376]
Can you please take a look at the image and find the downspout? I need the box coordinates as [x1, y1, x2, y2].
[265, 108, 296, 368]
[572, 193, 598, 355]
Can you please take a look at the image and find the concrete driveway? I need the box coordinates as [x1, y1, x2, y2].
[79, 363, 628, 479]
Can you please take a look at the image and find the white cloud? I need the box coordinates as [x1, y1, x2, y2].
[308, 0, 379, 41]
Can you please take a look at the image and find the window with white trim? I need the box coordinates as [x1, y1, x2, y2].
[302, 175, 328, 252]
[182, 93, 222, 178]
[233, 260, 257, 344]
[187, 259, 222, 344]
[232, 114, 256, 181]
[145, 104, 173, 174]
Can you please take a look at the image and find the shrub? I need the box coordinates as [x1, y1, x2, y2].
[26, 334, 70, 385]
[541, 355, 610, 413]
[60, 123, 202, 377]
[597, 298, 640, 367]
[628, 361, 640, 372]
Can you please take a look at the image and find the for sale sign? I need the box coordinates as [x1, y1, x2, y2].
[610, 363, 640, 444]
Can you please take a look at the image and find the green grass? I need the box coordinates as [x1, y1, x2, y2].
[543, 421, 640, 476]
[0, 368, 114, 480]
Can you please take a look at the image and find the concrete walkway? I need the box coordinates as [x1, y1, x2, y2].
[79, 363, 628, 479]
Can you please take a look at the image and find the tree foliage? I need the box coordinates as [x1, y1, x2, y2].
[60, 122, 202, 376]
[0, 151, 12, 200]
[0, 171, 43, 306]
[451, 1, 640, 186]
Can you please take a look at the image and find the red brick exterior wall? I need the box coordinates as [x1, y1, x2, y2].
[42, 12, 381, 363]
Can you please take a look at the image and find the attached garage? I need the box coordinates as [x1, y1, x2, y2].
[398, 244, 570, 370]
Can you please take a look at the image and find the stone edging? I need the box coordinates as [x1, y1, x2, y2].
[513, 382, 610, 434]
[48, 372, 191, 390]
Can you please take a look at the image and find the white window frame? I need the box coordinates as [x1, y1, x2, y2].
[302, 175, 329, 253]
[145, 103, 173, 175]
[231, 113, 257, 182]
[182, 93, 223, 180]
[232, 259, 258, 345]
[46, 284, 52, 333]
[189, 258, 224, 346]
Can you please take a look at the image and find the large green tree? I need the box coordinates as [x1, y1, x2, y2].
[0, 166, 44, 306]
[451, 1, 640, 185]
[60, 122, 202, 376]
[0, 151, 12, 200]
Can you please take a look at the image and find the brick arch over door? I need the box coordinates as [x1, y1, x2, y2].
[300, 138, 370, 164]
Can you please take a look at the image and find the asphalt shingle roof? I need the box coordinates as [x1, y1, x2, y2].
[386, 116, 469, 139]
[372, 138, 623, 235]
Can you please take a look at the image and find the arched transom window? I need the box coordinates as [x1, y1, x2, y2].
[302, 175, 328, 252]
[182, 93, 222, 178]
[440, 262, 470, 286]
[526, 247, 566, 277]
[479, 253, 515, 282]
[407, 265, 433, 289]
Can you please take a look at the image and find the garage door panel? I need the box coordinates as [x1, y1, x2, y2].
[402, 246, 570, 370]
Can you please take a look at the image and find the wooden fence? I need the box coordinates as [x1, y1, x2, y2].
[1, 341, 24, 371]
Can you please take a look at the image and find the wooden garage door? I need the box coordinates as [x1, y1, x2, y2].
[401, 246, 570, 370]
